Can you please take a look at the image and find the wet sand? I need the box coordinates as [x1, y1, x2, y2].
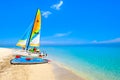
[0, 48, 84, 80]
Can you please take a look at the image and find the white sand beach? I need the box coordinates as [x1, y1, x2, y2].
[0, 48, 83, 80]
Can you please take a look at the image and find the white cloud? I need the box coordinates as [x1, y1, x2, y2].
[40, 32, 74, 45]
[42, 11, 52, 18]
[91, 38, 120, 44]
[51, 0, 63, 10]
[100, 38, 120, 43]
[53, 32, 72, 37]
[41, 32, 72, 40]
[41, 1, 63, 18]
[41, 32, 72, 41]
[41, 41, 55, 45]
[91, 40, 97, 43]
[40, 39, 86, 45]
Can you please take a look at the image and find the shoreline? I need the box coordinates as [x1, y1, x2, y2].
[52, 62, 84, 80]
[0, 48, 84, 80]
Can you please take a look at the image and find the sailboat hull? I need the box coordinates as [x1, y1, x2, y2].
[10, 56, 48, 64]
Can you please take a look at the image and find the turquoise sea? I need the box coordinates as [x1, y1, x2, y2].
[2, 45, 120, 80]
[40, 46, 120, 80]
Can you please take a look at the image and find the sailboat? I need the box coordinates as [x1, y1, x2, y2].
[10, 9, 48, 64]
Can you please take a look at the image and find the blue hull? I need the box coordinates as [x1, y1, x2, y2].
[10, 56, 48, 64]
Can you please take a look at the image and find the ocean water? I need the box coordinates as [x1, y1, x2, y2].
[40, 46, 120, 80]
[2, 45, 120, 80]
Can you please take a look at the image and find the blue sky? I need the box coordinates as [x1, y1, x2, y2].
[0, 0, 120, 45]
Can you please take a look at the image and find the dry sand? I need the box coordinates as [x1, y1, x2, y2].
[0, 48, 84, 80]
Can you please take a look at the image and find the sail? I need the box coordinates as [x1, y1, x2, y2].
[16, 40, 27, 48]
[30, 9, 41, 47]
[16, 29, 30, 48]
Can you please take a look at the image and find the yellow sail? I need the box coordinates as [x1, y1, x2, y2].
[16, 40, 27, 48]
[16, 29, 30, 48]
[30, 9, 41, 46]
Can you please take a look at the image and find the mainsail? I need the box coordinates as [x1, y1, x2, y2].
[30, 9, 41, 47]
[16, 9, 41, 49]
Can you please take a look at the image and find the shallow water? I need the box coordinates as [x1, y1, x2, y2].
[40, 46, 120, 80]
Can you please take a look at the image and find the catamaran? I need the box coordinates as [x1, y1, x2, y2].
[11, 9, 48, 64]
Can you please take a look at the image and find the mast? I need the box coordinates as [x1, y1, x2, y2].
[26, 23, 34, 50]
[26, 9, 39, 50]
